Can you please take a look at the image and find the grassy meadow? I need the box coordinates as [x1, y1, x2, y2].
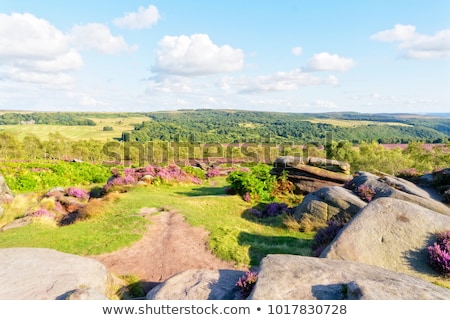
[1, 116, 149, 141]
[0, 176, 313, 268]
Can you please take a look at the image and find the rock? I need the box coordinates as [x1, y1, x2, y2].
[0, 248, 113, 300]
[248, 254, 450, 300]
[0, 174, 14, 217]
[0, 216, 33, 232]
[65, 288, 109, 300]
[347, 171, 450, 216]
[321, 197, 450, 285]
[293, 186, 367, 231]
[0, 174, 14, 203]
[271, 156, 353, 194]
[146, 269, 245, 300]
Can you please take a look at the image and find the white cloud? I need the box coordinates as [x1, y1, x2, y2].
[292, 46, 303, 56]
[371, 24, 450, 59]
[314, 99, 338, 109]
[70, 23, 137, 54]
[0, 13, 82, 85]
[152, 33, 244, 76]
[219, 69, 337, 94]
[370, 24, 416, 42]
[306, 52, 355, 71]
[146, 76, 193, 93]
[113, 5, 160, 30]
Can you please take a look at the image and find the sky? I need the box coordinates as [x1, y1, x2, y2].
[0, 0, 449, 114]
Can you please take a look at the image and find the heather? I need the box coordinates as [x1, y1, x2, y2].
[236, 271, 258, 299]
[428, 231, 450, 277]
[310, 220, 345, 257]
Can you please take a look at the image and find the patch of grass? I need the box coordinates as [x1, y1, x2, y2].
[0, 177, 312, 268]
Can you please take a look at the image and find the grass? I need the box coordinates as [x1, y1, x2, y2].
[0, 177, 313, 268]
[0, 116, 150, 141]
[305, 119, 412, 127]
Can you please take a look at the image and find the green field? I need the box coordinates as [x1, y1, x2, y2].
[0, 116, 149, 141]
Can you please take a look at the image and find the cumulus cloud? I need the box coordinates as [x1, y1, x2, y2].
[113, 5, 160, 30]
[306, 52, 355, 71]
[152, 33, 244, 76]
[0, 13, 82, 85]
[70, 23, 137, 54]
[292, 46, 303, 56]
[371, 24, 450, 59]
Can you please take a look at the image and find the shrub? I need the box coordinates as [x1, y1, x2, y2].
[249, 202, 290, 218]
[30, 208, 56, 220]
[236, 271, 258, 299]
[205, 167, 222, 179]
[66, 187, 90, 200]
[355, 185, 376, 202]
[310, 220, 345, 257]
[428, 230, 450, 277]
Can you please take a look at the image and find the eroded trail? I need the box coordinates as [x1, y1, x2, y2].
[90, 210, 243, 291]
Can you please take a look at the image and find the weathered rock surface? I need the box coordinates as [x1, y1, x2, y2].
[0, 174, 14, 218]
[321, 197, 450, 285]
[271, 156, 353, 194]
[248, 254, 450, 300]
[0, 248, 113, 300]
[146, 269, 245, 300]
[293, 186, 367, 231]
[347, 171, 450, 216]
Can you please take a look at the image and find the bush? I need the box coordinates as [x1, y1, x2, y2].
[249, 202, 290, 218]
[236, 271, 258, 299]
[428, 230, 450, 277]
[103, 126, 113, 131]
[310, 220, 345, 257]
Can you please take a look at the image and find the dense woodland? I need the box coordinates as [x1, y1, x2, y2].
[127, 110, 450, 144]
[0, 110, 449, 177]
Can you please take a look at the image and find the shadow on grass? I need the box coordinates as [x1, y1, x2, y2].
[238, 231, 312, 266]
[175, 186, 229, 197]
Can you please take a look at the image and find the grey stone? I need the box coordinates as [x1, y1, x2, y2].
[146, 269, 245, 300]
[0, 248, 113, 300]
[293, 186, 367, 231]
[321, 197, 450, 285]
[248, 254, 450, 300]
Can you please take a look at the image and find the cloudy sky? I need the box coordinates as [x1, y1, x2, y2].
[0, 0, 449, 113]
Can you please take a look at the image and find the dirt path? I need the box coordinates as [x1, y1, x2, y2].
[90, 209, 246, 293]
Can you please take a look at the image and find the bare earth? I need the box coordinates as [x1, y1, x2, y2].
[90, 210, 246, 293]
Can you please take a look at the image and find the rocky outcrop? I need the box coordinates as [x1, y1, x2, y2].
[293, 186, 367, 231]
[0, 248, 113, 300]
[147, 269, 245, 300]
[248, 254, 450, 300]
[271, 156, 352, 194]
[0, 174, 14, 218]
[321, 197, 450, 286]
[347, 171, 450, 216]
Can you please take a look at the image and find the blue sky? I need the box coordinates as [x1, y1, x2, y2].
[0, 0, 449, 113]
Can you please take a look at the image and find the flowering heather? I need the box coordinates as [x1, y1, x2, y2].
[66, 187, 90, 200]
[428, 230, 450, 277]
[243, 192, 252, 202]
[355, 185, 376, 202]
[102, 164, 202, 193]
[236, 271, 258, 299]
[30, 208, 56, 219]
[259, 202, 289, 218]
[310, 220, 345, 257]
[205, 167, 222, 179]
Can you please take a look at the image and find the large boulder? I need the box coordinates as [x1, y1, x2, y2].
[146, 269, 245, 300]
[346, 172, 450, 216]
[271, 156, 353, 194]
[0, 174, 14, 218]
[0, 248, 113, 300]
[249, 254, 450, 300]
[293, 186, 367, 231]
[321, 197, 450, 286]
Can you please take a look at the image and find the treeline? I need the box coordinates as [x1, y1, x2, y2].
[126, 110, 449, 144]
[0, 130, 448, 176]
[0, 112, 96, 126]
